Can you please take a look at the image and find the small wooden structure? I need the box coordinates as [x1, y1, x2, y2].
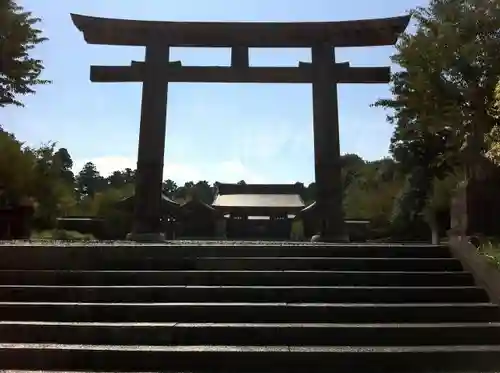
[177, 199, 220, 238]
[0, 206, 34, 239]
[297, 201, 370, 241]
[213, 183, 305, 239]
[0, 190, 34, 239]
[114, 194, 180, 238]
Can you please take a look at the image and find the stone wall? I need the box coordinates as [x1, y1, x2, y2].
[450, 177, 500, 237]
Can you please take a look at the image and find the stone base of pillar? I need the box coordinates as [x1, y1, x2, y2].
[126, 232, 166, 242]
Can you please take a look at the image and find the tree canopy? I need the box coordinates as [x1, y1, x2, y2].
[0, 125, 409, 236]
[373, 0, 500, 233]
[0, 0, 49, 107]
[375, 0, 500, 179]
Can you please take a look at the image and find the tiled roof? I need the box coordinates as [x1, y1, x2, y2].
[216, 183, 304, 196]
[213, 193, 305, 208]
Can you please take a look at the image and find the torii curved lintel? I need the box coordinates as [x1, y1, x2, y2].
[70, 13, 411, 47]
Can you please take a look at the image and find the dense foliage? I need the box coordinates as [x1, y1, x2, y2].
[485, 80, 500, 164]
[0, 0, 49, 107]
[374, 0, 500, 234]
[0, 126, 412, 236]
[376, 0, 500, 175]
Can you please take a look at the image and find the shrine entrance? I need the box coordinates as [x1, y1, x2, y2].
[71, 14, 410, 242]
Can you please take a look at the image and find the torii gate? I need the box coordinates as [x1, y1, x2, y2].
[71, 14, 410, 242]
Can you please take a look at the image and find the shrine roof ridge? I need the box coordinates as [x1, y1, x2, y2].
[71, 13, 411, 47]
[215, 183, 305, 196]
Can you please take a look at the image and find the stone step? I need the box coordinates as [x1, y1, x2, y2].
[0, 256, 463, 271]
[1, 343, 500, 372]
[0, 302, 498, 323]
[0, 270, 476, 286]
[0, 285, 489, 303]
[2, 321, 500, 346]
[0, 244, 452, 265]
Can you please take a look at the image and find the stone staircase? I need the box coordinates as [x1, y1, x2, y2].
[0, 242, 500, 372]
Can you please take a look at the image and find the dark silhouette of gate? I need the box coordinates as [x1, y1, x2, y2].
[71, 13, 410, 241]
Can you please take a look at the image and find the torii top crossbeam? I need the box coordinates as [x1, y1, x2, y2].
[71, 14, 410, 47]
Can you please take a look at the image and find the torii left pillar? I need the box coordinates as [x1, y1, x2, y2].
[126, 43, 170, 242]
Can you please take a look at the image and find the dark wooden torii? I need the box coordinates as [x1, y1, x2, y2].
[71, 14, 410, 242]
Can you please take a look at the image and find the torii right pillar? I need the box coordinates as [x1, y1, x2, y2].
[311, 43, 347, 242]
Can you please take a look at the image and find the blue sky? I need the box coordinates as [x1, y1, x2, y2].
[4, 0, 425, 184]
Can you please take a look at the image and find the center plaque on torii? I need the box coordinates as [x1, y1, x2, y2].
[71, 14, 410, 242]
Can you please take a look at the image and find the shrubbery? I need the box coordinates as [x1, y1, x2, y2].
[477, 237, 500, 269]
[31, 229, 95, 241]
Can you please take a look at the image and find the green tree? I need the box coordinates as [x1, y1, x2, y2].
[53, 148, 75, 184]
[191, 180, 214, 204]
[485, 124, 500, 165]
[0, 0, 50, 107]
[373, 0, 500, 235]
[485, 80, 500, 164]
[390, 169, 432, 237]
[0, 129, 78, 222]
[375, 0, 500, 179]
[30, 143, 77, 227]
[76, 162, 106, 198]
[162, 179, 178, 198]
[340, 154, 366, 191]
[174, 181, 195, 202]
[107, 168, 135, 188]
[388, 125, 458, 233]
[343, 159, 403, 233]
[424, 171, 463, 232]
[493, 80, 500, 115]
[94, 185, 134, 217]
[0, 127, 35, 198]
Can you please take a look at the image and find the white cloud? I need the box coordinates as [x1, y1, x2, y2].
[72, 156, 267, 184]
